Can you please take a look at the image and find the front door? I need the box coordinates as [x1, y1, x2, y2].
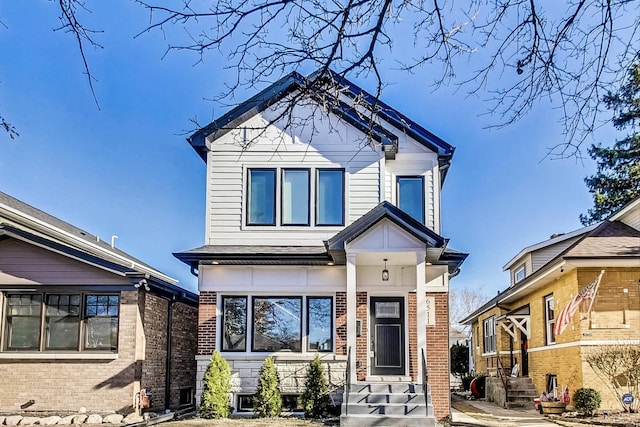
[370, 296, 405, 376]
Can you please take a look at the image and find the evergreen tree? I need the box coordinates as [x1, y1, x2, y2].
[199, 350, 232, 419]
[450, 343, 470, 379]
[254, 356, 282, 417]
[581, 63, 640, 225]
[301, 356, 331, 418]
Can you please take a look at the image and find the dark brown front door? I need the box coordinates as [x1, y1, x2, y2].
[370, 296, 405, 376]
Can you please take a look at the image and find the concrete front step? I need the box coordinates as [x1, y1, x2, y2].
[341, 402, 431, 416]
[349, 382, 427, 394]
[351, 392, 428, 404]
[340, 414, 436, 427]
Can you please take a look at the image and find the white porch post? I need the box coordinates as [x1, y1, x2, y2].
[346, 253, 357, 383]
[416, 251, 427, 383]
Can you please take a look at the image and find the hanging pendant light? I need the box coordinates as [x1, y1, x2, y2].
[382, 258, 389, 281]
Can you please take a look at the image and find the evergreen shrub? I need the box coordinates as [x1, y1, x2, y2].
[199, 350, 232, 419]
[254, 356, 282, 417]
[301, 356, 331, 418]
[573, 388, 602, 416]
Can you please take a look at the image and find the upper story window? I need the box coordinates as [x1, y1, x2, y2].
[544, 294, 555, 345]
[247, 169, 276, 225]
[397, 176, 425, 223]
[483, 316, 496, 354]
[3, 292, 119, 352]
[247, 167, 344, 227]
[514, 265, 526, 283]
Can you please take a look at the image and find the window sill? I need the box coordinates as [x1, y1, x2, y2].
[0, 352, 118, 360]
[197, 353, 346, 362]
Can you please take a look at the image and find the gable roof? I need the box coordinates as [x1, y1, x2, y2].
[326, 201, 467, 275]
[0, 191, 197, 305]
[461, 196, 640, 324]
[187, 70, 455, 181]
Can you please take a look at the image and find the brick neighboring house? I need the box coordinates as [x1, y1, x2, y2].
[462, 196, 640, 409]
[174, 70, 467, 425]
[0, 191, 198, 414]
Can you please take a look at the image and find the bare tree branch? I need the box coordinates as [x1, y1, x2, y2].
[55, 0, 103, 109]
[134, 0, 639, 157]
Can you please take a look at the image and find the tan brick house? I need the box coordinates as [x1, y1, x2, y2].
[0, 191, 198, 414]
[462, 197, 640, 409]
[174, 70, 467, 426]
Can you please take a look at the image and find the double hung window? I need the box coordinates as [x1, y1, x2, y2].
[544, 295, 555, 345]
[3, 292, 120, 352]
[247, 167, 344, 227]
[483, 316, 496, 353]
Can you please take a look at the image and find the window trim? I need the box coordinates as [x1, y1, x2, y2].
[2, 292, 120, 353]
[482, 316, 496, 354]
[306, 296, 333, 352]
[246, 168, 277, 226]
[544, 294, 555, 345]
[396, 176, 425, 223]
[315, 168, 345, 226]
[220, 296, 248, 352]
[514, 265, 526, 283]
[281, 168, 311, 226]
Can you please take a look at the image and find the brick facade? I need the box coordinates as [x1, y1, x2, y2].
[426, 292, 450, 420]
[471, 267, 640, 409]
[197, 291, 217, 355]
[355, 292, 368, 381]
[0, 290, 198, 414]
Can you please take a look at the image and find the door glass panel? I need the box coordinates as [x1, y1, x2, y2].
[375, 302, 400, 318]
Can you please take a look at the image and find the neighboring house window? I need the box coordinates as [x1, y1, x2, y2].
[544, 294, 555, 345]
[45, 294, 81, 350]
[84, 295, 119, 351]
[397, 176, 425, 223]
[316, 169, 344, 226]
[247, 169, 276, 225]
[483, 316, 496, 353]
[282, 169, 310, 225]
[514, 265, 526, 283]
[221, 296, 247, 351]
[246, 167, 344, 226]
[3, 292, 119, 352]
[253, 297, 302, 352]
[6, 294, 42, 350]
[307, 297, 333, 352]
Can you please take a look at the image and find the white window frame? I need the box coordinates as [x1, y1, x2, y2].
[514, 265, 526, 283]
[482, 316, 496, 354]
[544, 294, 555, 345]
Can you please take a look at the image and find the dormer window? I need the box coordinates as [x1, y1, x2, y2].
[397, 176, 425, 223]
[514, 265, 526, 283]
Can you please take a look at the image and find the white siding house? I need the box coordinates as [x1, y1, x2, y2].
[175, 71, 467, 425]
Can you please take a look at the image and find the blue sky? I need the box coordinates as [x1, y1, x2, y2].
[0, 2, 616, 296]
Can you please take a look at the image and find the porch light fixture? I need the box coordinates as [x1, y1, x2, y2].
[382, 258, 389, 281]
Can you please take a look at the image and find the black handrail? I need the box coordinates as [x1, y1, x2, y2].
[496, 355, 509, 405]
[421, 348, 428, 416]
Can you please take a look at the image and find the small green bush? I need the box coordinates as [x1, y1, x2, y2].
[301, 356, 331, 418]
[573, 388, 602, 416]
[199, 350, 232, 419]
[254, 356, 282, 417]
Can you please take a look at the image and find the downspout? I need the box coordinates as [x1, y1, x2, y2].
[165, 296, 175, 410]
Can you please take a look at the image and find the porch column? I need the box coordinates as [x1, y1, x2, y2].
[416, 251, 426, 383]
[346, 253, 357, 383]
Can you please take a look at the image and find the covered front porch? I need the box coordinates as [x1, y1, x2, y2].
[326, 202, 466, 424]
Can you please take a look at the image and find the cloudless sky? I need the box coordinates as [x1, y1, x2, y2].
[0, 2, 617, 296]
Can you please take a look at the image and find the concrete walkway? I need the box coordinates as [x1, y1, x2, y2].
[450, 395, 586, 427]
